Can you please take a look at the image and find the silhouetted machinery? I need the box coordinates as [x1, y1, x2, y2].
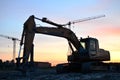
[16, 15, 120, 73]
[0, 34, 20, 62]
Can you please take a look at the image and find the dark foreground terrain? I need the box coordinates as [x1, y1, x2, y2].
[0, 68, 120, 80]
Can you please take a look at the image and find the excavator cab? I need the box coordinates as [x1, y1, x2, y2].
[68, 37, 110, 63]
[81, 37, 99, 57]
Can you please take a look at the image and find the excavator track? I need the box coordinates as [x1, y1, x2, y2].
[56, 62, 120, 74]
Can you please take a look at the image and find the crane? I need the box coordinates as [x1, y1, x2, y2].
[0, 34, 20, 62]
[35, 15, 105, 29]
[63, 15, 105, 29]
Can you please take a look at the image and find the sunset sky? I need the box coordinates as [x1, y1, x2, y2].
[0, 0, 120, 66]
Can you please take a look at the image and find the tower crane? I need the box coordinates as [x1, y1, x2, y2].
[35, 15, 105, 29]
[63, 15, 105, 29]
[0, 34, 20, 62]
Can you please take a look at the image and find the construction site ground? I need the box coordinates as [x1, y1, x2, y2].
[0, 68, 120, 80]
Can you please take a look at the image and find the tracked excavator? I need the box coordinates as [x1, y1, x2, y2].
[16, 15, 114, 73]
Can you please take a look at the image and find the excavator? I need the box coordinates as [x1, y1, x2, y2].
[16, 15, 113, 73]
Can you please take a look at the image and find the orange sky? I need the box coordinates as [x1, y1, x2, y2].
[0, 25, 120, 66]
[0, 0, 120, 66]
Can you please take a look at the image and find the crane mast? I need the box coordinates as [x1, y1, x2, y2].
[0, 34, 20, 62]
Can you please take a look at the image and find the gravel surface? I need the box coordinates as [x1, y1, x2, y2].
[0, 68, 120, 80]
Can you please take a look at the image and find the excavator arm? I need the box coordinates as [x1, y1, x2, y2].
[19, 15, 84, 64]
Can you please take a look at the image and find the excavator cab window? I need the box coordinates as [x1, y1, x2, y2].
[89, 38, 98, 56]
[89, 40, 96, 51]
[81, 42, 86, 49]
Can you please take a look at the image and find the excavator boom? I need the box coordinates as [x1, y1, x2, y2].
[35, 27, 83, 50]
[19, 15, 84, 64]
